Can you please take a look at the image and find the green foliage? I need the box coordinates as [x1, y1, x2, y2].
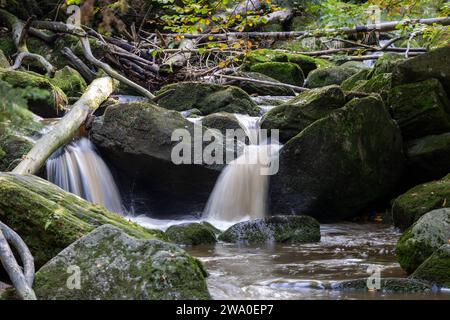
[0, 80, 34, 125]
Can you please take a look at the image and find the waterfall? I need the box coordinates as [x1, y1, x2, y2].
[203, 113, 280, 222]
[46, 138, 124, 214]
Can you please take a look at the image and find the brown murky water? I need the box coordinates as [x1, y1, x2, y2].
[186, 223, 450, 300]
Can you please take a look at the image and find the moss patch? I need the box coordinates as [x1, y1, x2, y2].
[250, 62, 304, 86]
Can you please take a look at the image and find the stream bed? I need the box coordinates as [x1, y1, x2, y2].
[183, 222, 450, 300]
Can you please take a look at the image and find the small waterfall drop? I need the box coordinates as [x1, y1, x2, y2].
[203, 112, 280, 222]
[46, 138, 124, 214]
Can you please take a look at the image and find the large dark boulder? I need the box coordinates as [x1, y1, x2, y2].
[166, 223, 217, 245]
[218, 215, 320, 244]
[34, 225, 210, 300]
[306, 65, 362, 88]
[156, 82, 260, 116]
[0, 173, 164, 268]
[90, 102, 239, 216]
[396, 208, 450, 273]
[411, 244, 450, 288]
[392, 174, 450, 231]
[249, 62, 304, 86]
[392, 46, 450, 96]
[388, 78, 450, 140]
[404, 133, 450, 184]
[270, 96, 404, 221]
[261, 85, 345, 143]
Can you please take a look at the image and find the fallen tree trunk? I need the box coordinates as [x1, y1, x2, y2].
[155, 16, 450, 40]
[12, 77, 115, 175]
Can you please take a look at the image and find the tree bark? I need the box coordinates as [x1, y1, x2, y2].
[12, 77, 115, 175]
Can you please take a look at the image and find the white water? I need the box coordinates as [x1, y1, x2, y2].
[202, 112, 281, 222]
[46, 138, 124, 214]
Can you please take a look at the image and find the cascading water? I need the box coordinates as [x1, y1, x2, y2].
[203, 112, 281, 222]
[46, 137, 124, 214]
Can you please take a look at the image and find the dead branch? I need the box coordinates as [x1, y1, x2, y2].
[60, 47, 96, 83]
[12, 77, 115, 175]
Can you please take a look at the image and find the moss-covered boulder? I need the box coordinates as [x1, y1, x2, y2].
[34, 225, 210, 300]
[0, 69, 67, 117]
[396, 208, 450, 273]
[242, 49, 324, 76]
[369, 53, 404, 78]
[50, 66, 87, 98]
[0, 132, 33, 171]
[352, 73, 392, 101]
[411, 244, 450, 288]
[306, 66, 361, 88]
[201, 112, 242, 136]
[233, 72, 295, 96]
[261, 85, 345, 143]
[249, 62, 304, 86]
[392, 46, 450, 96]
[156, 82, 260, 116]
[389, 78, 450, 140]
[405, 133, 450, 184]
[331, 278, 431, 293]
[218, 215, 320, 244]
[270, 95, 404, 221]
[392, 174, 450, 230]
[0, 173, 164, 268]
[166, 223, 217, 245]
[341, 69, 370, 91]
[0, 49, 10, 68]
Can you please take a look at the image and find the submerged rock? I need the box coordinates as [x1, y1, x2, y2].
[34, 225, 210, 300]
[233, 72, 295, 96]
[396, 208, 450, 273]
[331, 278, 431, 293]
[405, 133, 450, 184]
[411, 244, 450, 288]
[392, 46, 450, 96]
[166, 223, 217, 245]
[270, 95, 404, 221]
[156, 81, 260, 116]
[306, 65, 362, 88]
[392, 174, 450, 231]
[0, 173, 164, 268]
[218, 215, 320, 244]
[261, 85, 345, 143]
[249, 62, 304, 86]
[389, 78, 450, 140]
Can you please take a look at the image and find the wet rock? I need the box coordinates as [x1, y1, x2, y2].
[392, 46, 450, 96]
[306, 65, 361, 88]
[218, 215, 320, 244]
[405, 133, 450, 184]
[34, 225, 210, 300]
[270, 95, 404, 221]
[331, 278, 431, 293]
[249, 62, 304, 86]
[156, 81, 260, 116]
[261, 85, 345, 143]
[166, 223, 217, 245]
[369, 53, 405, 77]
[181, 108, 202, 118]
[352, 73, 392, 101]
[201, 112, 242, 135]
[388, 78, 450, 140]
[201, 221, 222, 235]
[392, 174, 450, 231]
[411, 244, 450, 288]
[50, 66, 87, 98]
[396, 208, 450, 273]
[0, 132, 33, 171]
[0, 69, 67, 118]
[0, 173, 164, 268]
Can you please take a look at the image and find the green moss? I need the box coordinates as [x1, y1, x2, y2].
[411, 244, 450, 288]
[306, 66, 360, 88]
[392, 174, 450, 230]
[0, 132, 34, 171]
[50, 66, 87, 97]
[0, 49, 10, 68]
[261, 85, 345, 143]
[396, 208, 450, 273]
[250, 62, 304, 86]
[389, 78, 450, 140]
[234, 71, 295, 96]
[352, 73, 392, 101]
[166, 223, 217, 245]
[341, 69, 370, 91]
[332, 278, 431, 293]
[0, 173, 165, 268]
[156, 81, 260, 116]
[369, 53, 405, 78]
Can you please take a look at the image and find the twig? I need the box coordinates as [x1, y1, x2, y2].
[213, 73, 309, 92]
